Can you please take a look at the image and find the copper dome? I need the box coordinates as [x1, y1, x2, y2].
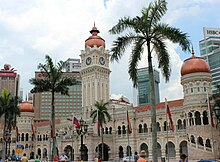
[19, 101, 34, 112]
[85, 25, 105, 48]
[181, 49, 210, 76]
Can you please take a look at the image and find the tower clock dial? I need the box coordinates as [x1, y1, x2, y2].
[99, 57, 105, 65]
[86, 57, 92, 65]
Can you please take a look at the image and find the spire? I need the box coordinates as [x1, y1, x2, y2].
[90, 22, 100, 34]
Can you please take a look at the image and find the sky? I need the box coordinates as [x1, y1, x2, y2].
[0, 0, 220, 104]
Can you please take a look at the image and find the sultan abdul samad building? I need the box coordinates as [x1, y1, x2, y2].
[0, 26, 220, 161]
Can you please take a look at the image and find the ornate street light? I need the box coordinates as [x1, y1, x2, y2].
[213, 100, 220, 127]
[76, 118, 88, 161]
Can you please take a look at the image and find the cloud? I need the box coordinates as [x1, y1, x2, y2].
[0, 0, 219, 104]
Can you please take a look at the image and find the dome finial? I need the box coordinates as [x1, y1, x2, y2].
[192, 46, 195, 57]
[94, 21, 96, 27]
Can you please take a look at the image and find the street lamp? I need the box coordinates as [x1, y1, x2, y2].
[213, 100, 220, 127]
[76, 118, 88, 161]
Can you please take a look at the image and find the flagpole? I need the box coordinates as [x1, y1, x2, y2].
[206, 92, 216, 160]
[165, 98, 169, 162]
[126, 108, 131, 162]
[97, 109, 100, 159]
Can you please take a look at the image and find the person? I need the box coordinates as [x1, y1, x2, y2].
[134, 151, 139, 162]
[53, 155, 59, 162]
[0, 157, 3, 162]
[179, 154, 188, 162]
[21, 153, 28, 162]
[35, 155, 40, 162]
[59, 153, 68, 162]
[137, 150, 147, 162]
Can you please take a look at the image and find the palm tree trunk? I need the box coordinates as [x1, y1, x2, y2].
[51, 91, 56, 160]
[147, 42, 158, 162]
[101, 125, 104, 161]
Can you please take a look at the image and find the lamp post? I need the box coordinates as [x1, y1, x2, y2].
[76, 118, 88, 161]
[213, 100, 220, 127]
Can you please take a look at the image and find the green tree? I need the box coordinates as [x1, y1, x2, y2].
[0, 88, 20, 159]
[29, 55, 80, 160]
[109, 0, 190, 161]
[90, 100, 111, 161]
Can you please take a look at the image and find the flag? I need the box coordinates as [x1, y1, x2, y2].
[127, 110, 132, 134]
[207, 94, 215, 128]
[166, 99, 174, 132]
[73, 117, 80, 128]
[50, 120, 54, 139]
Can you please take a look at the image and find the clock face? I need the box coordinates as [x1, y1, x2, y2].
[99, 57, 105, 65]
[86, 57, 92, 65]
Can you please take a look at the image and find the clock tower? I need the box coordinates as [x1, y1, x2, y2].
[80, 25, 111, 118]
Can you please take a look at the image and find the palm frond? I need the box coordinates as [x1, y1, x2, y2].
[109, 17, 136, 34]
[144, 0, 167, 28]
[152, 37, 171, 81]
[110, 33, 137, 62]
[154, 23, 191, 52]
[129, 38, 145, 87]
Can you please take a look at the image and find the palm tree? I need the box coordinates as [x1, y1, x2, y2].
[109, 0, 190, 161]
[90, 100, 111, 161]
[29, 55, 80, 160]
[0, 88, 20, 160]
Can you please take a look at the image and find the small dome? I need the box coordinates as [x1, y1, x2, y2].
[19, 101, 34, 112]
[85, 25, 105, 48]
[181, 48, 210, 76]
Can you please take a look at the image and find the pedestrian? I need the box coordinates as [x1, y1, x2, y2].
[53, 155, 59, 162]
[134, 151, 139, 162]
[137, 150, 147, 162]
[21, 153, 28, 162]
[179, 154, 188, 162]
[59, 153, 68, 162]
[35, 155, 40, 162]
[0, 157, 3, 162]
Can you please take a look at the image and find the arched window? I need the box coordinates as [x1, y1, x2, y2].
[122, 125, 126, 134]
[189, 113, 194, 126]
[203, 83, 207, 92]
[139, 124, 143, 133]
[205, 139, 211, 148]
[183, 119, 186, 129]
[21, 133, 24, 141]
[195, 111, 201, 125]
[177, 119, 182, 130]
[197, 83, 200, 92]
[156, 122, 161, 131]
[190, 135, 195, 144]
[39, 135, 42, 141]
[197, 137, 204, 146]
[105, 127, 108, 134]
[109, 127, 112, 134]
[118, 126, 121, 135]
[203, 111, 209, 125]
[164, 121, 167, 131]
[143, 124, 148, 133]
[25, 133, 29, 141]
[190, 83, 193, 93]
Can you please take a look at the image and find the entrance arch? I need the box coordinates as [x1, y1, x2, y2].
[179, 141, 188, 156]
[166, 142, 176, 158]
[96, 143, 110, 161]
[43, 148, 47, 158]
[140, 143, 149, 158]
[118, 146, 124, 159]
[64, 145, 74, 161]
[37, 148, 41, 158]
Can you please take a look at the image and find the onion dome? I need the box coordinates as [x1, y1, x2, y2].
[85, 23, 105, 48]
[19, 101, 34, 112]
[181, 47, 210, 76]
